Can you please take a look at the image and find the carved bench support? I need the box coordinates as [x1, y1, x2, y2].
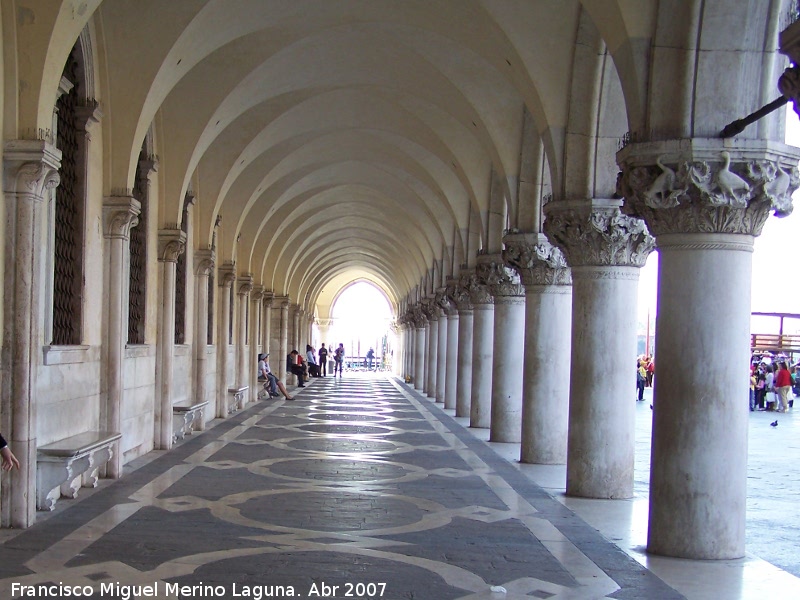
[227, 387, 248, 414]
[37, 431, 122, 511]
[172, 400, 209, 441]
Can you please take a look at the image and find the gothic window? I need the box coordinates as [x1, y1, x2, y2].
[128, 146, 148, 345]
[52, 45, 85, 345]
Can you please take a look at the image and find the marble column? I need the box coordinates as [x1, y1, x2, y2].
[425, 303, 440, 399]
[481, 255, 525, 443]
[618, 140, 800, 558]
[279, 298, 289, 381]
[235, 275, 253, 407]
[452, 278, 474, 418]
[156, 229, 187, 449]
[444, 306, 459, 410]
[262, 294, 273, 357]
[248, 287, 263, 404]
[102, 195, 141, 477]
[411, 305, 427, 390]
[435, 294, 448, 403]
[504, 233, 572, 464]
[545, 199, 653, 499]
[194, 249, 215, 422]
[468, 271, 494, 428]
[2, 141, 60, 527]
[215, 264, 236, 418]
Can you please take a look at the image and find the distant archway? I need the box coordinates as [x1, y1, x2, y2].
[326, 281, 395, 368]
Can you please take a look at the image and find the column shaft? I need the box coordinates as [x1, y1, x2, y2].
[436, 315, 447, 403]
[490, 296, 525, 442]
[414, 327, 426, 390]
[455, 309, 473, 418]
[216, 267, 235, 418]
[567, 267, 639, 498]
[426, 319, 438, 397]
[470, 304, 494, 428]
[444, 313, 459, 410]
[648, 237, 752, 558]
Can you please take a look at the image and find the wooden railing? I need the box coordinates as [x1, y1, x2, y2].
[751, 334, 800, 352]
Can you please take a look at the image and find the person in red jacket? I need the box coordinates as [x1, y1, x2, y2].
[775, 361, 793, 413]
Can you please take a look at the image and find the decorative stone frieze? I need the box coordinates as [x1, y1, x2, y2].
[503, 231, 571, 287]
[544, 199, 654, 267]
[617, 139, 800, 237]
[157, 229, 186, 263]
[102, 195, 141, 240]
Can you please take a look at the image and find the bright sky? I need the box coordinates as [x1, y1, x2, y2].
[637, 105, 800, 335]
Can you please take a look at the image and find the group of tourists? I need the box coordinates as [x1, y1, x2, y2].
[256, 343, 347, 400]
[750, 353, 798, 412]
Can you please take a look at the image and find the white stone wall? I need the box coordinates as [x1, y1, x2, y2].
[122, 347, 156, 461]
[172, 345, 193, 406]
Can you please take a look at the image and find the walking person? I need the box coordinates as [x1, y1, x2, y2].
[318, 343, 329, 377]
[333, 343, 345, 377]
[775, 361, 792, 413]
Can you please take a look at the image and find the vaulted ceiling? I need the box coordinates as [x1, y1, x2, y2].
[10, 0, 659, 316]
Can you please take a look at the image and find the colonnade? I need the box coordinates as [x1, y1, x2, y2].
[395, 141, 800, 561]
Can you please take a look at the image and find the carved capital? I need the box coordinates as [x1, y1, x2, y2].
[3, 140, 62, 200]
[74, 100, 103, 139]
[157, 229, 186, 263]
[435, 288, 456, 315]
[103, 195, 141, 240]
[237, 274, 254, 296]
[448, 274, 473, 311]
[476, 253, 523, 297]
[251, 286, 265, 302]
[409, 304, 427, 328]
[262, 292, 274, 308]
[544, 200, 654, 268]
[194, 249, 216, 276]
[218, 263, 236, 288]
[420, 297, 441, 321]
[503, 231, 571, 287]
[617, 139, 800, 237]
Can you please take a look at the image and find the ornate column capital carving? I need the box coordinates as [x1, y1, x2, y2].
[194, 249, 216, 276]
[157, 229, 186, 263]
[543, 199, 654, 268]
[435, 287, 456, 316]
[476, 253, 524, 297]
[408, 304, 427, 328]
[444, 277, 467, 313]
[218, 263, 236, 288]
[75, 100, 103, 139]
[3, 140, 61, 200]
[503, 231, 571, 287]
[262, 291, 275, 308]
[617, 139, 800, 237]
[251, 286, 265, 302]
[102, 195, 141, 240]
[420, 297, 441, 321]
[236, 274, 254, 296]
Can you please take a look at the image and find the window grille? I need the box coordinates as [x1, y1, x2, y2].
[128, 149, 148, 344]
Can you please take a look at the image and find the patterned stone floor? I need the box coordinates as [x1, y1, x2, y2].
[0, 376, 684, 599]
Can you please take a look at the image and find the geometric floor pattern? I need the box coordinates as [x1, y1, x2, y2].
[0, 375, 684, 599]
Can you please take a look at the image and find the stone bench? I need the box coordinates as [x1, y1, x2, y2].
[227, 386, 248, 414]
[172, 400, 209, 441]
[37, 431, 122, 511]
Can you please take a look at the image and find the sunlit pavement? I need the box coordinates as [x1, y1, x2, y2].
[452, 385, 800, 600]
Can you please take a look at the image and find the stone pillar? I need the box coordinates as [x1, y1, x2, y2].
[424, 303, 439, 399]
[2, 141, 60, 527]
[262, 293, 273, 357]
[481, 255, 526, 443]
[545, 199, 653, 499]
[235, 275, 253, 406]
[279, 298, 289, 381]
[452, 278, 474, 418]
[468, 270, 494, 428]
[435, 294, 448, 403]
[102, 195, 141, 477]
[410, 305, 427, 390]
[618, 140, 800, 558]
[194, 249, 215, 422]
[444, 307, 459, 410]
[156, 229, 187, 449]
[249, 286, 263, 403]
[216, 264, 236, 418]
[504, 233, 572, 464]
